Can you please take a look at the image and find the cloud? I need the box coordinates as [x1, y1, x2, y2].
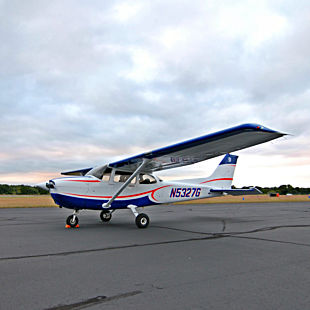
[0, 0, 310, 186]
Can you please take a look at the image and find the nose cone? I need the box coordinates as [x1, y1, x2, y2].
[36, 182, 49, 191]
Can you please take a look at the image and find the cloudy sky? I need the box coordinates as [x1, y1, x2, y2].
[1, 0, 309, 187]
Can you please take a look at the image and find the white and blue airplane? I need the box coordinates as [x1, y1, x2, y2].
[39, 123, 285, 228]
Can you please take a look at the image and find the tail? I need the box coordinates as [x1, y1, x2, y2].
[200, 154, 238, 189]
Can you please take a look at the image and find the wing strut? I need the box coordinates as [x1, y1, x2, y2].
[102, 158, 150, 209]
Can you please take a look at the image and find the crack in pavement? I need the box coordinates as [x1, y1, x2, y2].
[231, 235, 310, 247]
[44, 290, 142, 310]
[1, 224, 310, 262]
[153, 223, 310, 237]
[0, 235, 225, 262]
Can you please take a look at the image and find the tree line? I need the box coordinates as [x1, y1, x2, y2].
[0, 183, 309, 195]
[256, 184, 310, 195]
[236, 184, 310, 195]
[0, 184, 49, 195]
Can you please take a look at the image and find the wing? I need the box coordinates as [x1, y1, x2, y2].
[109, 123, 286, 173]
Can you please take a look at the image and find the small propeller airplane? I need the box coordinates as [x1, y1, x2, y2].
[38, 123, 285, 228]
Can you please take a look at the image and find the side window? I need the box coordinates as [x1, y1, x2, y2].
[102, 172, 111, 182]
[114, 171, 136, 185]
[139, 174, 157, 184]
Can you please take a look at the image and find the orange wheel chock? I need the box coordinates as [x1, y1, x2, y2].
[65, 224, 80, 228]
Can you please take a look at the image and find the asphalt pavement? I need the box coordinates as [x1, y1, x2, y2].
[1, 202, 310, 310]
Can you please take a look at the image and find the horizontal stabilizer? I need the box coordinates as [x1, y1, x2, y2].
[210, 187, 262, 195]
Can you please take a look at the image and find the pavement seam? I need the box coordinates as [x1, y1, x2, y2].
[1, 224, 309, 262]
[231, 235, 310, 248]
[0, 235, 226, 262]
[44, 290, 142, 310]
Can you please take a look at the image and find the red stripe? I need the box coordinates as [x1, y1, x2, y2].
[64, 193, 111, 199]
[200, 178, 233, 184]
[63, 180, 101, 183]
[151, 185, 171, 201]
[63, 185, 171, 201]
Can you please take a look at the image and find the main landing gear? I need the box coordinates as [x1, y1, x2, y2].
[128, 205, 150, 229]
[100, 210, 112, 222]
[100, 205, 149, 228]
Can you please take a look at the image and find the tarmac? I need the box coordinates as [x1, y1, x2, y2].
[1, 201, 310, 310]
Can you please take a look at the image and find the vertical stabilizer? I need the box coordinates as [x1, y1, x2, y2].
[200, 154, 238, 189]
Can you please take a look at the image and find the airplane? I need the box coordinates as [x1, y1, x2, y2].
[38, 123, 285, 228]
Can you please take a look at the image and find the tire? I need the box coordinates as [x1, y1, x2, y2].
[66, 215, 79, 228]
[135, 213, 150, 229]
[100, 210, 112, 222]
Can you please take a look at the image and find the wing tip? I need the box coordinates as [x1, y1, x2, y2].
[240, 123, 287, 136]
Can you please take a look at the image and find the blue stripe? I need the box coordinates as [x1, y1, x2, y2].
[51, 193, 158, 210]
[219, 154, 238, 165]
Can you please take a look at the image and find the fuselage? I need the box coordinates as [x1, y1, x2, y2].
[49, 174, 221, 211]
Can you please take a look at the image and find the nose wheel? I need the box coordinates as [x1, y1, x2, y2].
[66, 212, 79, 228]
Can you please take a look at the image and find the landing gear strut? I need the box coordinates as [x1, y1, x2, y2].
[100, 210, 112, 222]
[128, 205, 150, 229]
[66, 210, 79, 228]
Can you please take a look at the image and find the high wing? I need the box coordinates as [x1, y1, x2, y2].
[109, 123, 285, 172]
[61, 123, 285, 175]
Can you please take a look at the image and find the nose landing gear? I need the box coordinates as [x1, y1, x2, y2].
[66, 210, 79, 228]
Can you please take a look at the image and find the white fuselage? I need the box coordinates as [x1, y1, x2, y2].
[49, 173, 221, 211]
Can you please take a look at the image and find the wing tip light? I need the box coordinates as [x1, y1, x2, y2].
[242, 123, 287, 136]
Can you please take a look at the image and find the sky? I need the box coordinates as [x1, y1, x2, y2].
[0, 0, 309, 187]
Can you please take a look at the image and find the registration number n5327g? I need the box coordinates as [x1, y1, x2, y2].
[170, 187, 201, 198]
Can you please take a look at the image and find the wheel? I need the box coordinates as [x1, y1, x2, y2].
[100, 210, 112, 222]
[66, 215, 79, 228]
[135, 213, 150, 229]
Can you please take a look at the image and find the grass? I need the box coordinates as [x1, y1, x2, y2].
[0, 195, 57, 208]
[0, 194, 309, 208]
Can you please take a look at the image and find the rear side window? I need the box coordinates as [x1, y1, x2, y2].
[139, 174, 156, 184]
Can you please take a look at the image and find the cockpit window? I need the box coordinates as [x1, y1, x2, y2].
[114, 171, 136, 185]
[139, 174, 157, 184]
